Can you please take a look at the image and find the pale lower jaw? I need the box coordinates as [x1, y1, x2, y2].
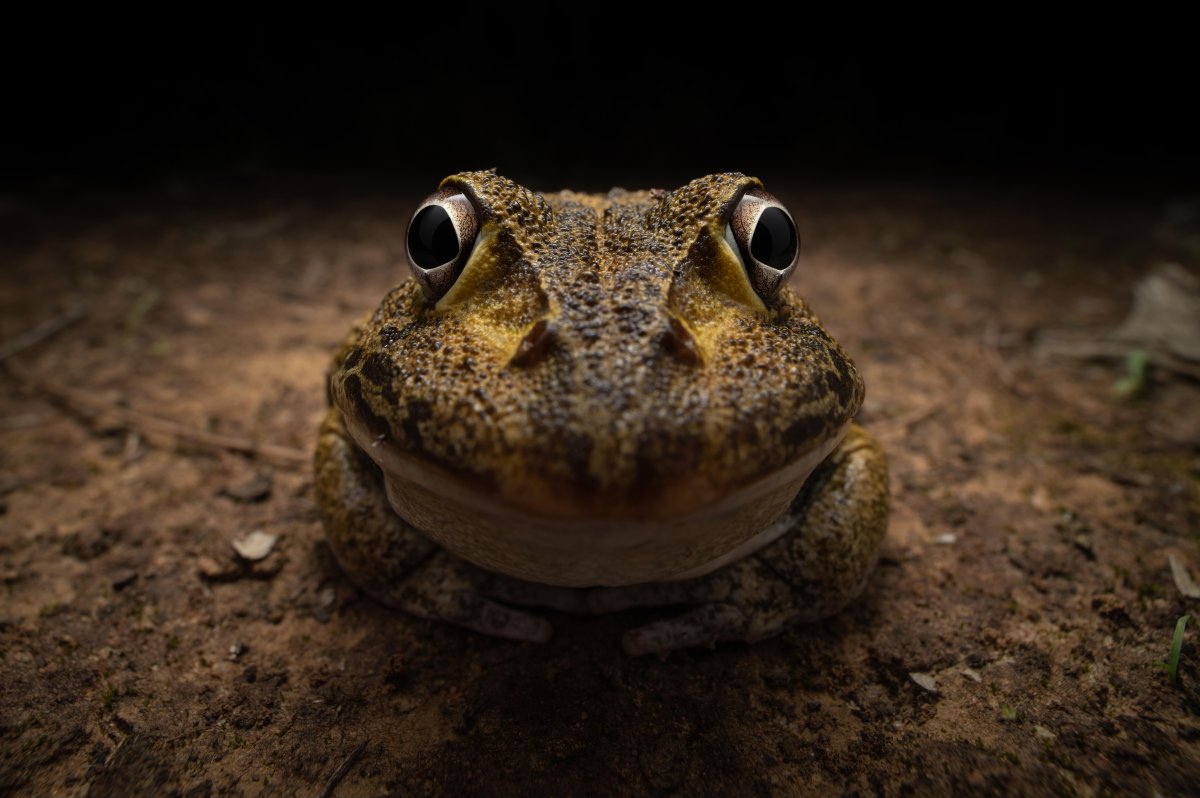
[342, 411, 848, 586]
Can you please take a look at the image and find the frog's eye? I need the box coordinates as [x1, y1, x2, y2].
[726, 189, 799, 299]
[406, 190, 479, 300]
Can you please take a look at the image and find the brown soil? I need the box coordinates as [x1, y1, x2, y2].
[1, 180, 1197, 796]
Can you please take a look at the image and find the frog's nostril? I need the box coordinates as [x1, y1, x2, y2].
[660, 315, 702, 366]
[509, 319, 558, 368]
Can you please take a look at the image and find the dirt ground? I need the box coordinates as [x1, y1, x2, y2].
[1, 177, 1197, 796]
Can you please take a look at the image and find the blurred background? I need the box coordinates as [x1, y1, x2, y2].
[5, 25, 1196, 197]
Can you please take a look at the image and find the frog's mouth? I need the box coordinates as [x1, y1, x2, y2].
[340, 409, 849, 586]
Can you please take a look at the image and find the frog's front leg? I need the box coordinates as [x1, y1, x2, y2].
[314, 408, 556, 642]
[591, 424, 889, 656]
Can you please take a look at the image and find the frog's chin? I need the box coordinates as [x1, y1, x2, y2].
[341, 411, 849, 587]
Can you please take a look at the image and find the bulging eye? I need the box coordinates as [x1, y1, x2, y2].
[725, 189, 800, 299]
[406, 190, 479, 300]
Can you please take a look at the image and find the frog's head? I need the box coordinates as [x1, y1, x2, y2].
[330, 171, 864, 585]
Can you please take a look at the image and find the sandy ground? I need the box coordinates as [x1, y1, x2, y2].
[1, 178, 1197, 796]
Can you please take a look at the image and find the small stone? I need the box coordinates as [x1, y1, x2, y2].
[1034, 725, 1056, 742]
[228, 642, 248, 661]
[961, 668, 983, 683]
[232, 530, 277, 562]
[932, 533, 957, 545]
[221, 474, 273, 503]
[111, 571, 138, 591]
[197, 556, 240, 582]
[909, 672, 938, 693]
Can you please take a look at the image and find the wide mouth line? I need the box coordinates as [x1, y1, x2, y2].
[339, 407, 849, 526]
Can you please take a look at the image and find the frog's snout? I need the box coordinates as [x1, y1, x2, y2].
[659, 315, 702, 366]
[507, 311, 703, 371]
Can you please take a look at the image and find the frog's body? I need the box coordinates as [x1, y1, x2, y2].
[314, 171, 888, 655]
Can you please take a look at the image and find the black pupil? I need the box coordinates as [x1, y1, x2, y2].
[749, 207, 798, 270]
[408, 205, 460, 269]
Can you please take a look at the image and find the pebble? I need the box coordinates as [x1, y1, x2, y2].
[909, 672, 938, 693]
[1034, 725, 1056, 742]
[232, 530, 278, 561]
[221, 474, 273, 503]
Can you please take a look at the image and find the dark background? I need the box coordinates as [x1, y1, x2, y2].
[5, 25, 1197, 196]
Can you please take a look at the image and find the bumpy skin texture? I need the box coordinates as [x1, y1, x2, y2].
[327, 172, 862, 517]
[314, 171, 890, 654]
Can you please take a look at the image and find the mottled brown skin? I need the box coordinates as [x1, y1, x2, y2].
[314, 171, 889, 654]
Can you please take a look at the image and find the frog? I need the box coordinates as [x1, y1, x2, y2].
[314, 170, 889, 656]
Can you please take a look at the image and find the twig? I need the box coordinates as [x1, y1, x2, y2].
[5, 358, 310, 467]
[1, 305, 309, 468]
[980, 320, 1030, 397]
[1035, 330, 1200, 381]
[874, 400, 945, 438]
[102, 734, 128, 767]
[0, 301, 90, 361]
[1169, 553, 1200, 600]
[319, 740, 368, 798]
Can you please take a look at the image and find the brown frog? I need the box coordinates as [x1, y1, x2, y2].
[314, 171, 888, 655]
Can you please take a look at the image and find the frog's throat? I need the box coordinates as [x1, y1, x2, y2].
[341, 410, 849, 586]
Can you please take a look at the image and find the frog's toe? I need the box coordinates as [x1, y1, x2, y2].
[621, 604, 748, 656]
[420, 589, 553, 643]
[474, 573, 592, 614]
[614, 555, 806, 653]
[389, 553, 553, 643]
[398, 584, 553, 643]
